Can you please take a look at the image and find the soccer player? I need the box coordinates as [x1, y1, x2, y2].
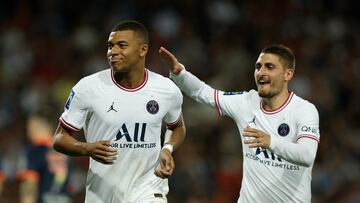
[18, 114, 71, 203]
[159, 45, 320, 203]
[53, 20, 186, 203]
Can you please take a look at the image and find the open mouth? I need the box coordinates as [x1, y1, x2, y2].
[258, 80, 270, 86]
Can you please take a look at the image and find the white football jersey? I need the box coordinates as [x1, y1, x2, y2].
[170, 69, 320, 203]
[60, 68, 183, 203]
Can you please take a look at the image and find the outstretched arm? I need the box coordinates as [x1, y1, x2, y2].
[159, 47, 218, 109]
[53, 123, 118, 164]
[155, 114, 186, 179]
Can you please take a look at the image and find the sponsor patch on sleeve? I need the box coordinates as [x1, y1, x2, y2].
[223, 91, 243, 95]
[65, 90, 75, 110]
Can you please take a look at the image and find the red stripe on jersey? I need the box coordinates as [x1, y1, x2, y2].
[214, 90, 222, 117]
[166, 114, 182, 130]
[59, 117, 80, 131]
[111, 69, 148, 92]
[296, 134, 320, 143]
[261, 91, 294, 114]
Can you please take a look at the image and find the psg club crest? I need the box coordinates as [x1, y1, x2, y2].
[277, 123, 290, 136]
[146, 100, 159, 114]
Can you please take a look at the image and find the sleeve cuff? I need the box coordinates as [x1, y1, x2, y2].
[169, 64, 186, 78]
[269, 135, 279, 151]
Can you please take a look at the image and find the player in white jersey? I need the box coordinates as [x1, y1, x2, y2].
[53, 20, 186, 203]
[159, 44, 320, 203]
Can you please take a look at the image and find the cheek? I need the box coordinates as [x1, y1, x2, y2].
[274, 75, 285, 87]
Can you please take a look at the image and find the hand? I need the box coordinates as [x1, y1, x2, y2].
[85, 140, 118, 164]
[154, 148, 175, 179]
[159, 47, 184, 75]
[243, 126, 271, 148]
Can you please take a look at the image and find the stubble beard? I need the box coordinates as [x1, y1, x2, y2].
[111, 63, 131, 74]
[258, 89, 274, 99]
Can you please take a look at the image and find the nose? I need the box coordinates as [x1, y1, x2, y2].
[256, 66, 266, 75]
[108, 46, 119, 57]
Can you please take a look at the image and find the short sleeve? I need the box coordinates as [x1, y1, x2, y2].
[295, 103, 320, 142]
[60, 78, 90, 131]
[163, 82, 183, 125]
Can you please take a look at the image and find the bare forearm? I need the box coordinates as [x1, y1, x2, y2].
[53, 134, 87, 156]
[164, 126, 186, 151]
[53, 124, 88, 156]
[164, 114, 186, 151]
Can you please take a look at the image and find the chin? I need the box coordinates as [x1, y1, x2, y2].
[112, 66, 128, 74]
[258, 90, 272, 98]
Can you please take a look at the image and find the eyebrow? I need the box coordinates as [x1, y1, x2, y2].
[108, 40, 128, 45]
[255, 62, 275, 67]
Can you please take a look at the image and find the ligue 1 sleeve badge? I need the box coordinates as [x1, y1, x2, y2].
[146, 100, 159, 114]
[278, 123, 290, 136]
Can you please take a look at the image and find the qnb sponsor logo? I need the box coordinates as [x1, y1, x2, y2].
[301, 126, 318, 134]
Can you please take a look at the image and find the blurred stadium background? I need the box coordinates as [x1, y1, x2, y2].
[0, 0, 359, 202]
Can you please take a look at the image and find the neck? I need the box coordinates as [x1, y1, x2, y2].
[262, 90, 291, 111]
[113, 67, 145, 88]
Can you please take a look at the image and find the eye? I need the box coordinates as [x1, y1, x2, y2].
[118, 43, 128, 48]
[265, 63, 275, 70]
[255, 63, 261, 70]
[107, 43, 113, 49]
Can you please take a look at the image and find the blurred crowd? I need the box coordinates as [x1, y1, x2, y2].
[0, 0, 359, 202]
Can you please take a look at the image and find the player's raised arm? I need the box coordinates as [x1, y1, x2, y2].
[159, 47, 219, 109]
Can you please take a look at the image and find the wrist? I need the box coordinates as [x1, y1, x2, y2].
[76, 142, 89, 156]
[170, 64, 185, 76]
[162, 143, 174, 153]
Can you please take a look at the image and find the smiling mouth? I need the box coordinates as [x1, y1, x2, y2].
[109, 58, 120, 62]
[258, 81, 270, 86]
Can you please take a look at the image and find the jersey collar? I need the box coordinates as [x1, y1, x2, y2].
[260, 91, 294, 114]
[111, 68, 148, 92]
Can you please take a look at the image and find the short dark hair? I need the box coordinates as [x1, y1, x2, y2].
[112, 20, 149, 44]
[261, 44, 295, 69]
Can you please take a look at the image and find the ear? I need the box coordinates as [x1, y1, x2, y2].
[139, 44, 148, 57]
[284, 68, 294, 82]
